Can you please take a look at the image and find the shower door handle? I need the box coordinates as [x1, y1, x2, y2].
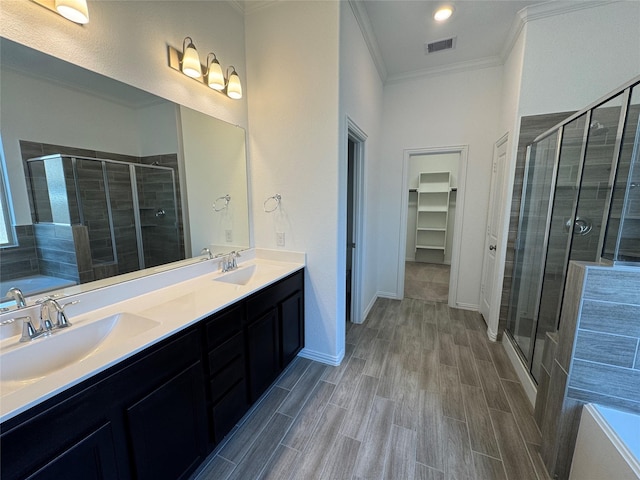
[489, 245, 496, 251]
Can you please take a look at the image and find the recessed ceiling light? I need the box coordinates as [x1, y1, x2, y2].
[434, 5, 454, 22]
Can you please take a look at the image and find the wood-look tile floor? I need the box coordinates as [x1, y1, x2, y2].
[193, 298, 549, 480]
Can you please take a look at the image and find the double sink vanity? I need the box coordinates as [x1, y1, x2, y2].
[0, 249, 305, 480]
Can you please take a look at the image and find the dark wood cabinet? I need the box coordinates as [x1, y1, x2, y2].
[280, 290, 304, 367]
[203, 304, 249, 445]
[246, 270, 304, 402]
[26, 423, 118, 480]
[126, 362, 207, 480]
[1, 267, 304, 480]
[247, 308, 280, 402]
[0, 329, 207, 480]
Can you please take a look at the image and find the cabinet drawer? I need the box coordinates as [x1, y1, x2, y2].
[209, 356, 245, 404]
[246, 270, 303, 318]
[205, 305, 243, 348]
[208, 331, 244, 374]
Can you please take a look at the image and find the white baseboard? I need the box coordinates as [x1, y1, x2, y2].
[454, 302, 479, 311]
[298, 347, 344, 366]
[377, 290, 402, 300]
[362, 295, 377, 323]
[502, 335, 537, 408]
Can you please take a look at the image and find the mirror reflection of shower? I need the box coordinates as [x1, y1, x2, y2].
[26, 154, 183, 284]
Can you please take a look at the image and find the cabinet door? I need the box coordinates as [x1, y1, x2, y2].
[280, 290, 304, 367]
[26, 423, 118, 480]
[246, 308, 280, 402]
[126, 362, 207, 480]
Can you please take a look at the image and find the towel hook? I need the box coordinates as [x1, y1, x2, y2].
[263, 194, 282, 213]
[213, 194, 231, 212]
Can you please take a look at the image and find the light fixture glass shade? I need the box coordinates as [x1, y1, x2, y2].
[181, 38, 202, 79]
[55, 0, 89, 24]
[226, 67, 242, 100]
[434, 6, 454, 22]
[206, 54, 225, 91]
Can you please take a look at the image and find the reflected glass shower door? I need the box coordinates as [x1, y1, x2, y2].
[134, 165, 180, 269]
[506, 131, 559, 361]
[104, 162, 140, 275]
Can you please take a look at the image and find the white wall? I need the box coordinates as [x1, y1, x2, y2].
[519, 2, 640, 117]
[339, 2, 385, 324]
[380, 67, 503, 308]
[245, 1, 342, 364]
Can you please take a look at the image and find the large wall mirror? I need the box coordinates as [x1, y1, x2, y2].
[0, 38, 250, 309]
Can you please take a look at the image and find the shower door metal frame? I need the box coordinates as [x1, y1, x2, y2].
[26, 154, 179, 272]
[506, 75, 640, 380]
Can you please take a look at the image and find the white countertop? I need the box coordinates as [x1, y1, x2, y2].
[0, 249, 305, 423]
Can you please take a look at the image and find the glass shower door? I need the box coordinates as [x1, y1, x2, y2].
[506, 131, 559, 362]
[531, 114, 587, 381]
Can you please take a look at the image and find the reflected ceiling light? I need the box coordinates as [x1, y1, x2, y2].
[225, 66, 242, 100]
[434, 5, 454, 22]
[206, 53, 225, 91]
[55, 0, 89, 23]
[181, 37, 202, 78]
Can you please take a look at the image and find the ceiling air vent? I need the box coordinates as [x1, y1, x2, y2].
[424, 36, 456, 54]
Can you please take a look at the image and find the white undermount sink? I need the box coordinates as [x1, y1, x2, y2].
[212, 263, 285, 286]
[0, 312, 160, 386]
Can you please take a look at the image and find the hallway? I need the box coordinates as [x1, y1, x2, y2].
[194, 298, 548, 480]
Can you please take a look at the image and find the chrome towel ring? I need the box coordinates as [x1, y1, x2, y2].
[263, 194, 282, 213]
[213, 194, 231, 212]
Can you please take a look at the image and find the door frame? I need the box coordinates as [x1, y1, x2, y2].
[398, 145, 468, 308]
[346, 117, 367, 324]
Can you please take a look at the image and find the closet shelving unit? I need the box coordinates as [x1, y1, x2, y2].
[415, 171, 451, 255]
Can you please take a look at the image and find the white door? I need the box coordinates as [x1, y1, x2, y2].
[480, 134, 508, 323]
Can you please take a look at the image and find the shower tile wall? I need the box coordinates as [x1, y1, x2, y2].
[33, 223, 93, 283]
[535, 262, 640, 479]
[20, 141, 185, 278]
[0, 225, 38, 281]
[499, 112, 574, 336]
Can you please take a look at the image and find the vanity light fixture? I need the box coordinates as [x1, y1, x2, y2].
[31, 0, 89, 24]
[167, 40, 243, 100]
[226, 66, 242, 100]
[181, 37, 202, 78]
[206, 53, 225, 91]
[433, 5, 454, 22]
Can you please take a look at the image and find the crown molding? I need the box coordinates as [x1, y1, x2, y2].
[385, 56, 503, 85]
[241, 0, 282, 16]
[348, 0, 387, 83]
[226, 0, 246, 16]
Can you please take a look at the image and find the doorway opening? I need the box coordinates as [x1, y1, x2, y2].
[346, 119, 366, 324]
[398, 146, 468, 306]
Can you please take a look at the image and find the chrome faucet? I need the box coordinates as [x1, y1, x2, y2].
[39, 298, 78, 331]
[6, 287, 27, 308]
[200, 247, 213, 260]
[221, 251, 241, 273]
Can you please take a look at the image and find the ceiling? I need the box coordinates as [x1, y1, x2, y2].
[356, 0, 544, 83]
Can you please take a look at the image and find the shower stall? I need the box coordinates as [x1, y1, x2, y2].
[27, 154, 182, 283]
[506, 78, 640, 382]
